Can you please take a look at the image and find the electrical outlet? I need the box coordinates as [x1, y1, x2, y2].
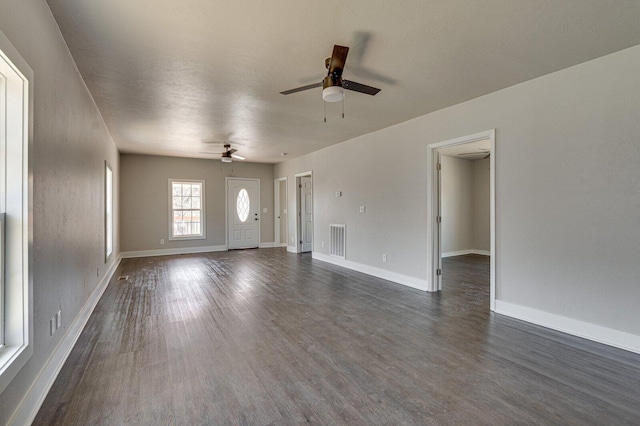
[160, 239, 165, 245]
[56, 310, 62, 328]
[359, 206, 366, 213]
[382, 254, 387, 262]
[50, 317, 56, 336]
[321, 241, 325, 248]
[263, 208, 268, 213]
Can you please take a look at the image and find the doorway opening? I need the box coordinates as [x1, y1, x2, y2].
[226, 178, 260, 250]
[295, 171, 313, 253]
[427, 130, 496, 310]
[274, 177, 288, 247]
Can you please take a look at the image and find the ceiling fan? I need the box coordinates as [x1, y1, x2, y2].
[200, 143, 245, 163]
[280, 45, 381, 102]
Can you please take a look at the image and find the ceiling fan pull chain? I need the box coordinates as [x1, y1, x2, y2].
[324, 101, 327, 123]
[342, 96, 345, 119]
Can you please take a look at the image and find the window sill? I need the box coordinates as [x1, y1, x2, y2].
[168, 235, 206, 242]
[0, 343, 32, 395]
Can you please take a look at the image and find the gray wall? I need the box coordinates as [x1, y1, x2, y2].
[275, 44, 640, 336]
[0, 0, 120, 422]
[120, 154, 274, 252]
[441, 156, 473, 254]
[472, 158, 490, 251]
[441, 156, 490, 254]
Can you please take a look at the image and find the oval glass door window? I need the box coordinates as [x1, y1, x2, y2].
[237, 188, 250, 222]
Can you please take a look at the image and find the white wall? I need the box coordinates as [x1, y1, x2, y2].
[120, 154, 274, 253]
[275, 44, 640, 340]
[0, 0, 120, 422]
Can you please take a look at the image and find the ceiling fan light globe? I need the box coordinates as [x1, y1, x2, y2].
[323, 86, 344, 102]
[221, 156, 232, 163]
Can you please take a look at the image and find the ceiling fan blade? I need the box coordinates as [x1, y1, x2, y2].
[343, 80, 381, 96]
[280, 82, 322, 95]
[350, 32, 371, 66]
[228, 148, 237, 155]
[231, 153, 245, 160]
[328, 45, 349, 77]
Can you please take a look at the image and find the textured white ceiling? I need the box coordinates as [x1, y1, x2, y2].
[440, 139, 491, 161]
[46, 0, 640, 163]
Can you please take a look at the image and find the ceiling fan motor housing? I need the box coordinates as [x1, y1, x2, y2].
[323, 76, 344, 102]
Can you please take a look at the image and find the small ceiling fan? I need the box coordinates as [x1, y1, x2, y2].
[280, 45, 381, 102]
[200, 143, 245, 163]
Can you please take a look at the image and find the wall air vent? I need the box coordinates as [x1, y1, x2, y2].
[330, 224, 346, 259]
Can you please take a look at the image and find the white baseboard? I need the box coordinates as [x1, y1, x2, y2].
[120, 245, 228, 258]
[312, 252, 429, 292]
[9, 255, 122, 426]
[442, 249, 490, 257]
[495, 300, 640, 355]
[276, 243, 287, 248]
[286, 245, 298, 253]
[259, 242, 275, 248]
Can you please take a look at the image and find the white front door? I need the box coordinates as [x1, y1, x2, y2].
[227, 178, 260, 249]
[300, 176, 313, 252]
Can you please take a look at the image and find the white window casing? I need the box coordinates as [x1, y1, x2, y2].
[168, 179, 206, 241]
[0, 29, 34, 395]
[105, 163, 113, 260]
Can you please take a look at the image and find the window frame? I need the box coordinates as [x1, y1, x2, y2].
[0, 213, 5, 347]
[0, 29, 34, 395]
[168, 179, 206, 241]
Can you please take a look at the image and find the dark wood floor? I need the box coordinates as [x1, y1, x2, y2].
[34, 250, 640, 425]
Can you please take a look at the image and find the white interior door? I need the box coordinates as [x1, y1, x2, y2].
[436, 153, 443, 290]
[300, 176, 313, 252]
[277, 179, 287, 246]
[228, 178, 260, 249]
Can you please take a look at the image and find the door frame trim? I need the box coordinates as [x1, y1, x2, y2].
[274, 177, 287, 247]
[427, 129, 496, 311]
[225, 177, 261, 249]
[294, 171, 313, 254]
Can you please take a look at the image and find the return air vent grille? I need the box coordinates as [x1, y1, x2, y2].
[330, 224, 346, 259]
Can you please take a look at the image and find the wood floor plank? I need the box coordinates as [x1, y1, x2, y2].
[33, 250, 640, 425]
